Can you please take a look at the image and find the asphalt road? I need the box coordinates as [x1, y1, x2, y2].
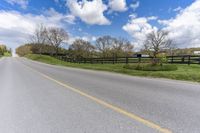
[0, 57, 200, 133]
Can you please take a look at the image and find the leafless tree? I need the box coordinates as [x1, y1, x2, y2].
[112, 38, 134, 57]
[33, 24, 46, 44]
[96, 36, 134, 57]
[45, 27, 68, 55]
[30, 24, 47, 54]
[69, 39, 95, 58]
[95, 36, 115, 57]
[144, 30, 173, 58]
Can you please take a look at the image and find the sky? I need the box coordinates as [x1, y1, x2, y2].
[0, 0, 199, 51]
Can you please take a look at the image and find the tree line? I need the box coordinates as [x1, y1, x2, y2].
[0, 45, 11, 56]
[16, 24, 179, 62]
[16, 25, 134, 58]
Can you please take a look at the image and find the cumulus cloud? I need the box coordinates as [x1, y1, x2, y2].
[67, 35, 97, 45]
[147, 16, 158, 21]
[44, 8, 76, 24]
[159, 0, 200, 48]
[108, 0, 127, 12]
[4, 0, 28, 9]
[124, 0, 200, 49]
[64, 14, 76, 24]
[173, 6, 183, 12]
[0, 9, 72, 49]
[122, 16, 157, 49]
[130, 1, 140, 11]
[67, 0, 110, 25]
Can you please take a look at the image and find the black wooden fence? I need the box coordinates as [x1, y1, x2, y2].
[54, 55, 200, 65]
[55, 56, 152, 64]
[167, 55, 200, 65]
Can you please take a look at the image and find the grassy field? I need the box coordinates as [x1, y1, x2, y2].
[25, 54, 200, 83]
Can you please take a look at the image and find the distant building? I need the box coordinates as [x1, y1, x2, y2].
[141, 54, 150, 57]
[194, 51, 200, 55]
[133, 54, 149, 57]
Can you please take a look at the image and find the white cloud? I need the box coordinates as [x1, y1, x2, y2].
[108, 0, 127, 12]
[67, 35, 97, 45]
[4, 0, 28, 9]
[173, 6, 183, 12]
[129, 13, 137, 19]
[122, 16, 157, 49]
[44, 8, 76, 24]
[64, 14, 76, 24]
[147, 16, 158, 21]
[158, 19, 172, 25]
[81, 36, 97, 42]
[67, 0, 111, 25]
[124, 0, 200, 49]
[0, 9, 71, 49]
[160, 0, 200, 48]
[130, 1, 140, 11]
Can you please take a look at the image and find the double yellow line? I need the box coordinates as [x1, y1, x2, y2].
[21, 61, 172, 133]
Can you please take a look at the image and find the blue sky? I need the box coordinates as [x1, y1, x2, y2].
[0, 0, 199, 50]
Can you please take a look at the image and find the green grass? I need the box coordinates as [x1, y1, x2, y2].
[123, 64, 178, 71]
[3, 52, 12, 57]
[25, 54, 200, 82]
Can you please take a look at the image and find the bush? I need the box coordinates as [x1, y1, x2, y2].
[157, 53, 168, 66]
[123, 64, 177, 71]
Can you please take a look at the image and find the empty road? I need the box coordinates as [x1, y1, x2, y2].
[0, 57, 200, 133]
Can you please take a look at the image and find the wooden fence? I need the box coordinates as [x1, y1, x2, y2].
[167, 55, 200, 65]
[54, 55, 200, 65]
[55, 56, 152, 64]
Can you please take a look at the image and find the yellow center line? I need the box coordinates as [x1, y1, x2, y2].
[20, 61, 172, 133]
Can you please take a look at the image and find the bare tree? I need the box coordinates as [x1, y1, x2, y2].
[30, 24, 47, 54]
[95, 36, 115, 57]
[33, 24, 46, 44]
[112, 38, 134, 57]
[144, 30, 173, 58]
[45, 27, 68, 55]
[96, 36, 134, 57]
[69, 39, 95, 58]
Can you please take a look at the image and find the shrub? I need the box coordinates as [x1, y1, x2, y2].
[157, 53, 168, 66]
[123, 64, 177, 71]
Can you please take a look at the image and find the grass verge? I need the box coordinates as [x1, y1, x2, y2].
[123, 64, 178, 71]
[3, 52, 12, 57]
[25, 54, 200, 83]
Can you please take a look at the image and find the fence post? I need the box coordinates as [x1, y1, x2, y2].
[171, 56, 174, 64]
[182, 57, 185, 64]
[188, 55, 191, 65]
[138, 57, 141, 63]
[126, 57, 129, 64]
[90, 58, 93, 64]
[113, 56, 115, 64]
[199, 57, 200, 64]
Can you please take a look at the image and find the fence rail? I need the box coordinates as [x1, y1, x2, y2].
[168, 55, 200, 65]
[53, 55, 200, 65]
